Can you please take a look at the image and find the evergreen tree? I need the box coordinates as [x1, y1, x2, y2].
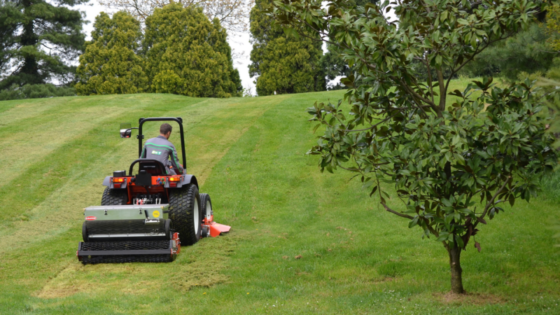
[75, 11, 148, 95]
[460, 23, 554, 80]
[144, 4, 242, 98]
[249, 0, 325, 96]
[0, 0, 87, 89]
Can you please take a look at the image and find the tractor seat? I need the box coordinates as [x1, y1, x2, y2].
[129, 159, 168, 176]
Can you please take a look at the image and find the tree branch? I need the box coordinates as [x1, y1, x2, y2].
[394, 76, 437, 112]
[424, 54, 435, 104]
[381, 202, 414, 220]
[474, 176, 511, 229]
[346, 111, 398, 132]
[423, 217, 440, 237]
[445, 33, 513, 94]
[437, 69, 445, 113]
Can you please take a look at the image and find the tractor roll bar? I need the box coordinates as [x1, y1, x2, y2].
[138, 117, 187, 171]
[128, 159, 167, 177]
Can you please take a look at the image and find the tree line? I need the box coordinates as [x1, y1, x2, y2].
[248, 0, 377, 96]
[76, 5, 242, 97]
[0, 0, 243, 99]
[2, 0, 560, 99]
[0, 0, 375, 99]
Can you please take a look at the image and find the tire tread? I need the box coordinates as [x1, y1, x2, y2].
[169, 185, 201, 245]
[101, 188, 127, 205]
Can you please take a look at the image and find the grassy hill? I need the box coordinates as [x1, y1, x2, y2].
[0, 87, 559, 314]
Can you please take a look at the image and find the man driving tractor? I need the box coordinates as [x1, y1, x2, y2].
[141, 123, 184, 175]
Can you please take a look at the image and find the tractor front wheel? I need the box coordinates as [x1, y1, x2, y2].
[169, 184, 202, 245]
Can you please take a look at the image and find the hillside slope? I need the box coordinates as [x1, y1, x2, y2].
[0, 91, 559, 314]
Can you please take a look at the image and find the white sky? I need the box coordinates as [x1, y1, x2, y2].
[76, 2, 396, 95]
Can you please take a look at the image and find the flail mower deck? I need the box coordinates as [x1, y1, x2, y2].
[77, 117, 230, 264]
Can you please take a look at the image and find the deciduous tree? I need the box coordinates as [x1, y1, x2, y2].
[75, 11, 148, 95]
[144, 4, 242, 97]
[272, 0, 557, 294]
[98, 0, 253, 32]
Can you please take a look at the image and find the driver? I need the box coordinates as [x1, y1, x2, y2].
[141, 123, 184, 175]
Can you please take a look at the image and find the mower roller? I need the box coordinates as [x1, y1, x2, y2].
[77, 117, 230, 264]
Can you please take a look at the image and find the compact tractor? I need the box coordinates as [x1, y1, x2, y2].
[77, 117, 230, 264]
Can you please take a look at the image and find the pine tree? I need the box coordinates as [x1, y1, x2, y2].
[248, 0, 325, 96]
[75, 11, 148, 95]
[144, 4, 242, 98]
[0, 0, 87, 89]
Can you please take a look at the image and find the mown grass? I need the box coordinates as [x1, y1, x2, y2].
[0, 83, 559, 314]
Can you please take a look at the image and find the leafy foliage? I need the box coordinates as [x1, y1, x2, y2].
[144, 4, 242, 98]
[249, 0, 325, 96]
[320, 43, 351, 90]
[320, 0, 378, 89]
[75, 11, 148, 95]
[272, 0, 558, 293]
[461, 23, 555, 80]
[98, 0, 253, 32]
[0, 84, 75, 100]
[0, 0, 87, 90]
[546, 2, 560, 51]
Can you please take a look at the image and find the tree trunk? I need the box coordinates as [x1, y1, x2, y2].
[447, 244, 465, 294]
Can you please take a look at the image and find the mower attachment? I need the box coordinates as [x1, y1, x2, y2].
[77, 205, 180, 265]
[77, 233, 180, 264]
[203, 215, 231, 237]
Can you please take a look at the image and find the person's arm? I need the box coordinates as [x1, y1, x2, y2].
[169, 145, 184, 174]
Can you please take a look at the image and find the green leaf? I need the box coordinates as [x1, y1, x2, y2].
[369, 185, 378, 196]
[509, 194, 515, 207]
[436, 232, 449, 242]
[452, 135, 461, 146]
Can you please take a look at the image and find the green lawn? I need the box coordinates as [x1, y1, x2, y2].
[0, 85, 559, 314]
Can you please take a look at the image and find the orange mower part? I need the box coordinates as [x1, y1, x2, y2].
[203, 215, 231, 237]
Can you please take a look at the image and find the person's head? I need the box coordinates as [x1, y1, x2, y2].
[160, 123, 172, 139]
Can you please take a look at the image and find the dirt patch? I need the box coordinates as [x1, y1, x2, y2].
[435, 291, 506, 305]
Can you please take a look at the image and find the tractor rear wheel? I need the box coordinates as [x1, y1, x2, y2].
[169, 184, 202, 245]
[101, 187, 128, 205]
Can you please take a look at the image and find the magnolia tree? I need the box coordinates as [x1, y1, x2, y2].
[271, 0, 558, 293]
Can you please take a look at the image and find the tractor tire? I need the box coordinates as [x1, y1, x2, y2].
[200, 193, 213, 237]
[200, 193, 213, 221]
[169, 184, 202, 246]
[101, 187, 128, 205]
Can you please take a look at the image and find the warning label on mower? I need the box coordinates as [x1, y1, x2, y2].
[85, 216, 97, 221]
[152, 211, 160, 218]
